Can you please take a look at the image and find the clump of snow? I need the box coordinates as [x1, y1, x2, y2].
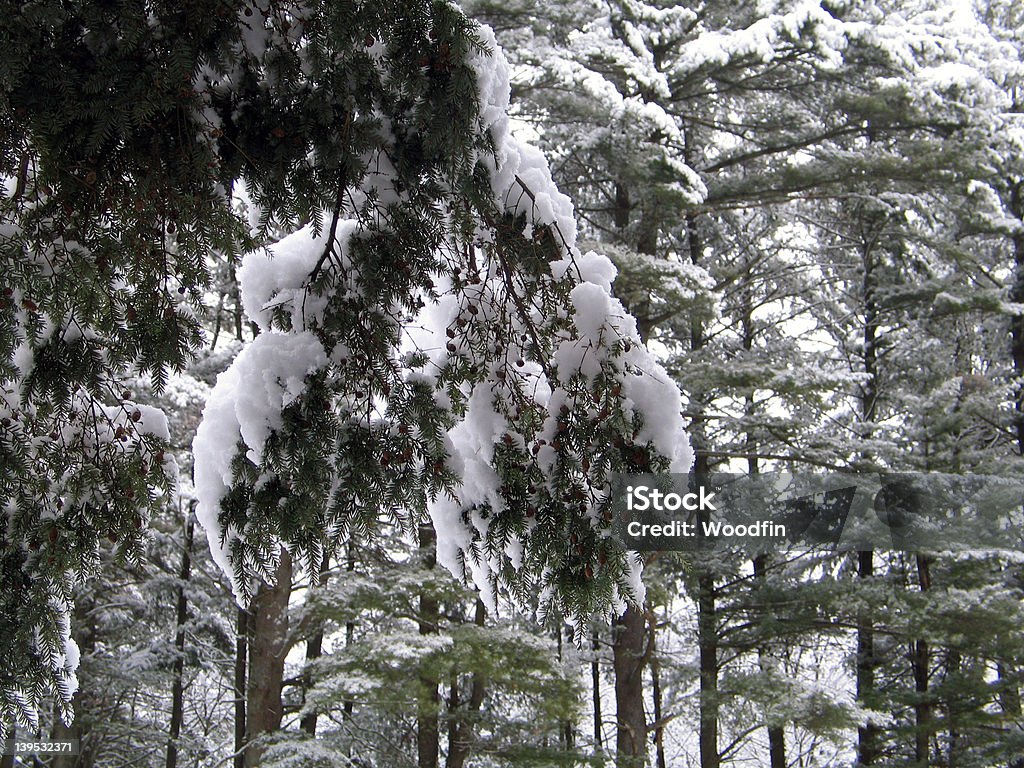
[193, 330, 327, 600]
[551, 249, 617, 291]
[673, 0, 849, 73]
[239, 220, 359, 332]
[63, 637, 80, 690]
[132, 403, 171, 443]
[470, 26, 579, 248]
[39, 594, 80, 725]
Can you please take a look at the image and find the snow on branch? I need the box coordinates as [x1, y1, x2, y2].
[192, 13, 691, 618]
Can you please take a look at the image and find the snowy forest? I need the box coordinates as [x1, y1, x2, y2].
[2, 0, 1024, 766]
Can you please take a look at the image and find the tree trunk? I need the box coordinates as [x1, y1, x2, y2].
[692, 459, 718, 768]
[1010, 180, 1024, 462]
[745, 328, 785, 768]
[446, 599, 486, 768]
[613, 182, 631, 231]
[650, 616, 667, 768]
[612, 605, 648, 767]
[857, 234, 880, 768]
[299, 552, 331, 737]
[697, 568, 719, 768]
[1004, 181, 1024, 728]
[592, 628, 603, 755]
[166, 511, 195, 768]
[766, 714, 785, 768]
[244, 550, 293, 768]
[912, 555, 932, 766]
[417, 523, 440, 768]
[753, 555, 785, 768]
[230, 259, 244, 343]
[234, 607, 248, 768]
[343, 540, 356, 722]
[856, 550, 878, 768]
[51, 694, 85, 768]
[684, 194, 718, 768]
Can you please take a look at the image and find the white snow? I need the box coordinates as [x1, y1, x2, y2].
[239, 220, 359, 332]
[192, 330, 328, 599]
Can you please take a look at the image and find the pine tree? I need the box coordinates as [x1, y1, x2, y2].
[36, 361, 241, 768]
[1, 0, 244, 728]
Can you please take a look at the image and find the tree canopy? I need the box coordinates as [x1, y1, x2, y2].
[1, 0, 690, 729]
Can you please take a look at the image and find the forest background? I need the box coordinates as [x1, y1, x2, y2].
[2, 0, 1024, 767]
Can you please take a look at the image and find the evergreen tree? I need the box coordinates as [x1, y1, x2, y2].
[6, 1, 1024, 764]
[471, 1, 1024, 765]
[2, 0, 243, 728]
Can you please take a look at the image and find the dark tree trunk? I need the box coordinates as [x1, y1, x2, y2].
[230, 259, 244, 342]
[446, 599, 486, 768]
[857, 234, 880, 768]
[234, 607, 248, 768]
[166, 511, 195, 768]
[1003, 181, 1024, 730]
[767, 718, 785, 768]
[612, 605, 648, 767]
[753, 555, 785, 768]
[417, 524, 440, 768]
[592, 628, 603, 754]
[650, 618, 667, 768]
[1010, 181, 1024, 460]
[244, 550, 293, 768]
[912, 556, 933, 766]
[861, 240, 879, 453]
[684, 196, 719, 768]
[343, 540, 356, 722]
[692, 465, 718, 768]
[697, 568, 719, 768]
[856, 550, 878, 768]
[613, 182, 631, 231]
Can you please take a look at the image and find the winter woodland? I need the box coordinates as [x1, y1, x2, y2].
[2, 0, 1024, 766]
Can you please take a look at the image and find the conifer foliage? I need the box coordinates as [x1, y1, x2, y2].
[1, 0, 239, 727]
[1, 0, 690, 729]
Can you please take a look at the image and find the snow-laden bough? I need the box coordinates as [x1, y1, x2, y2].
[193, 14, 691, 619]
